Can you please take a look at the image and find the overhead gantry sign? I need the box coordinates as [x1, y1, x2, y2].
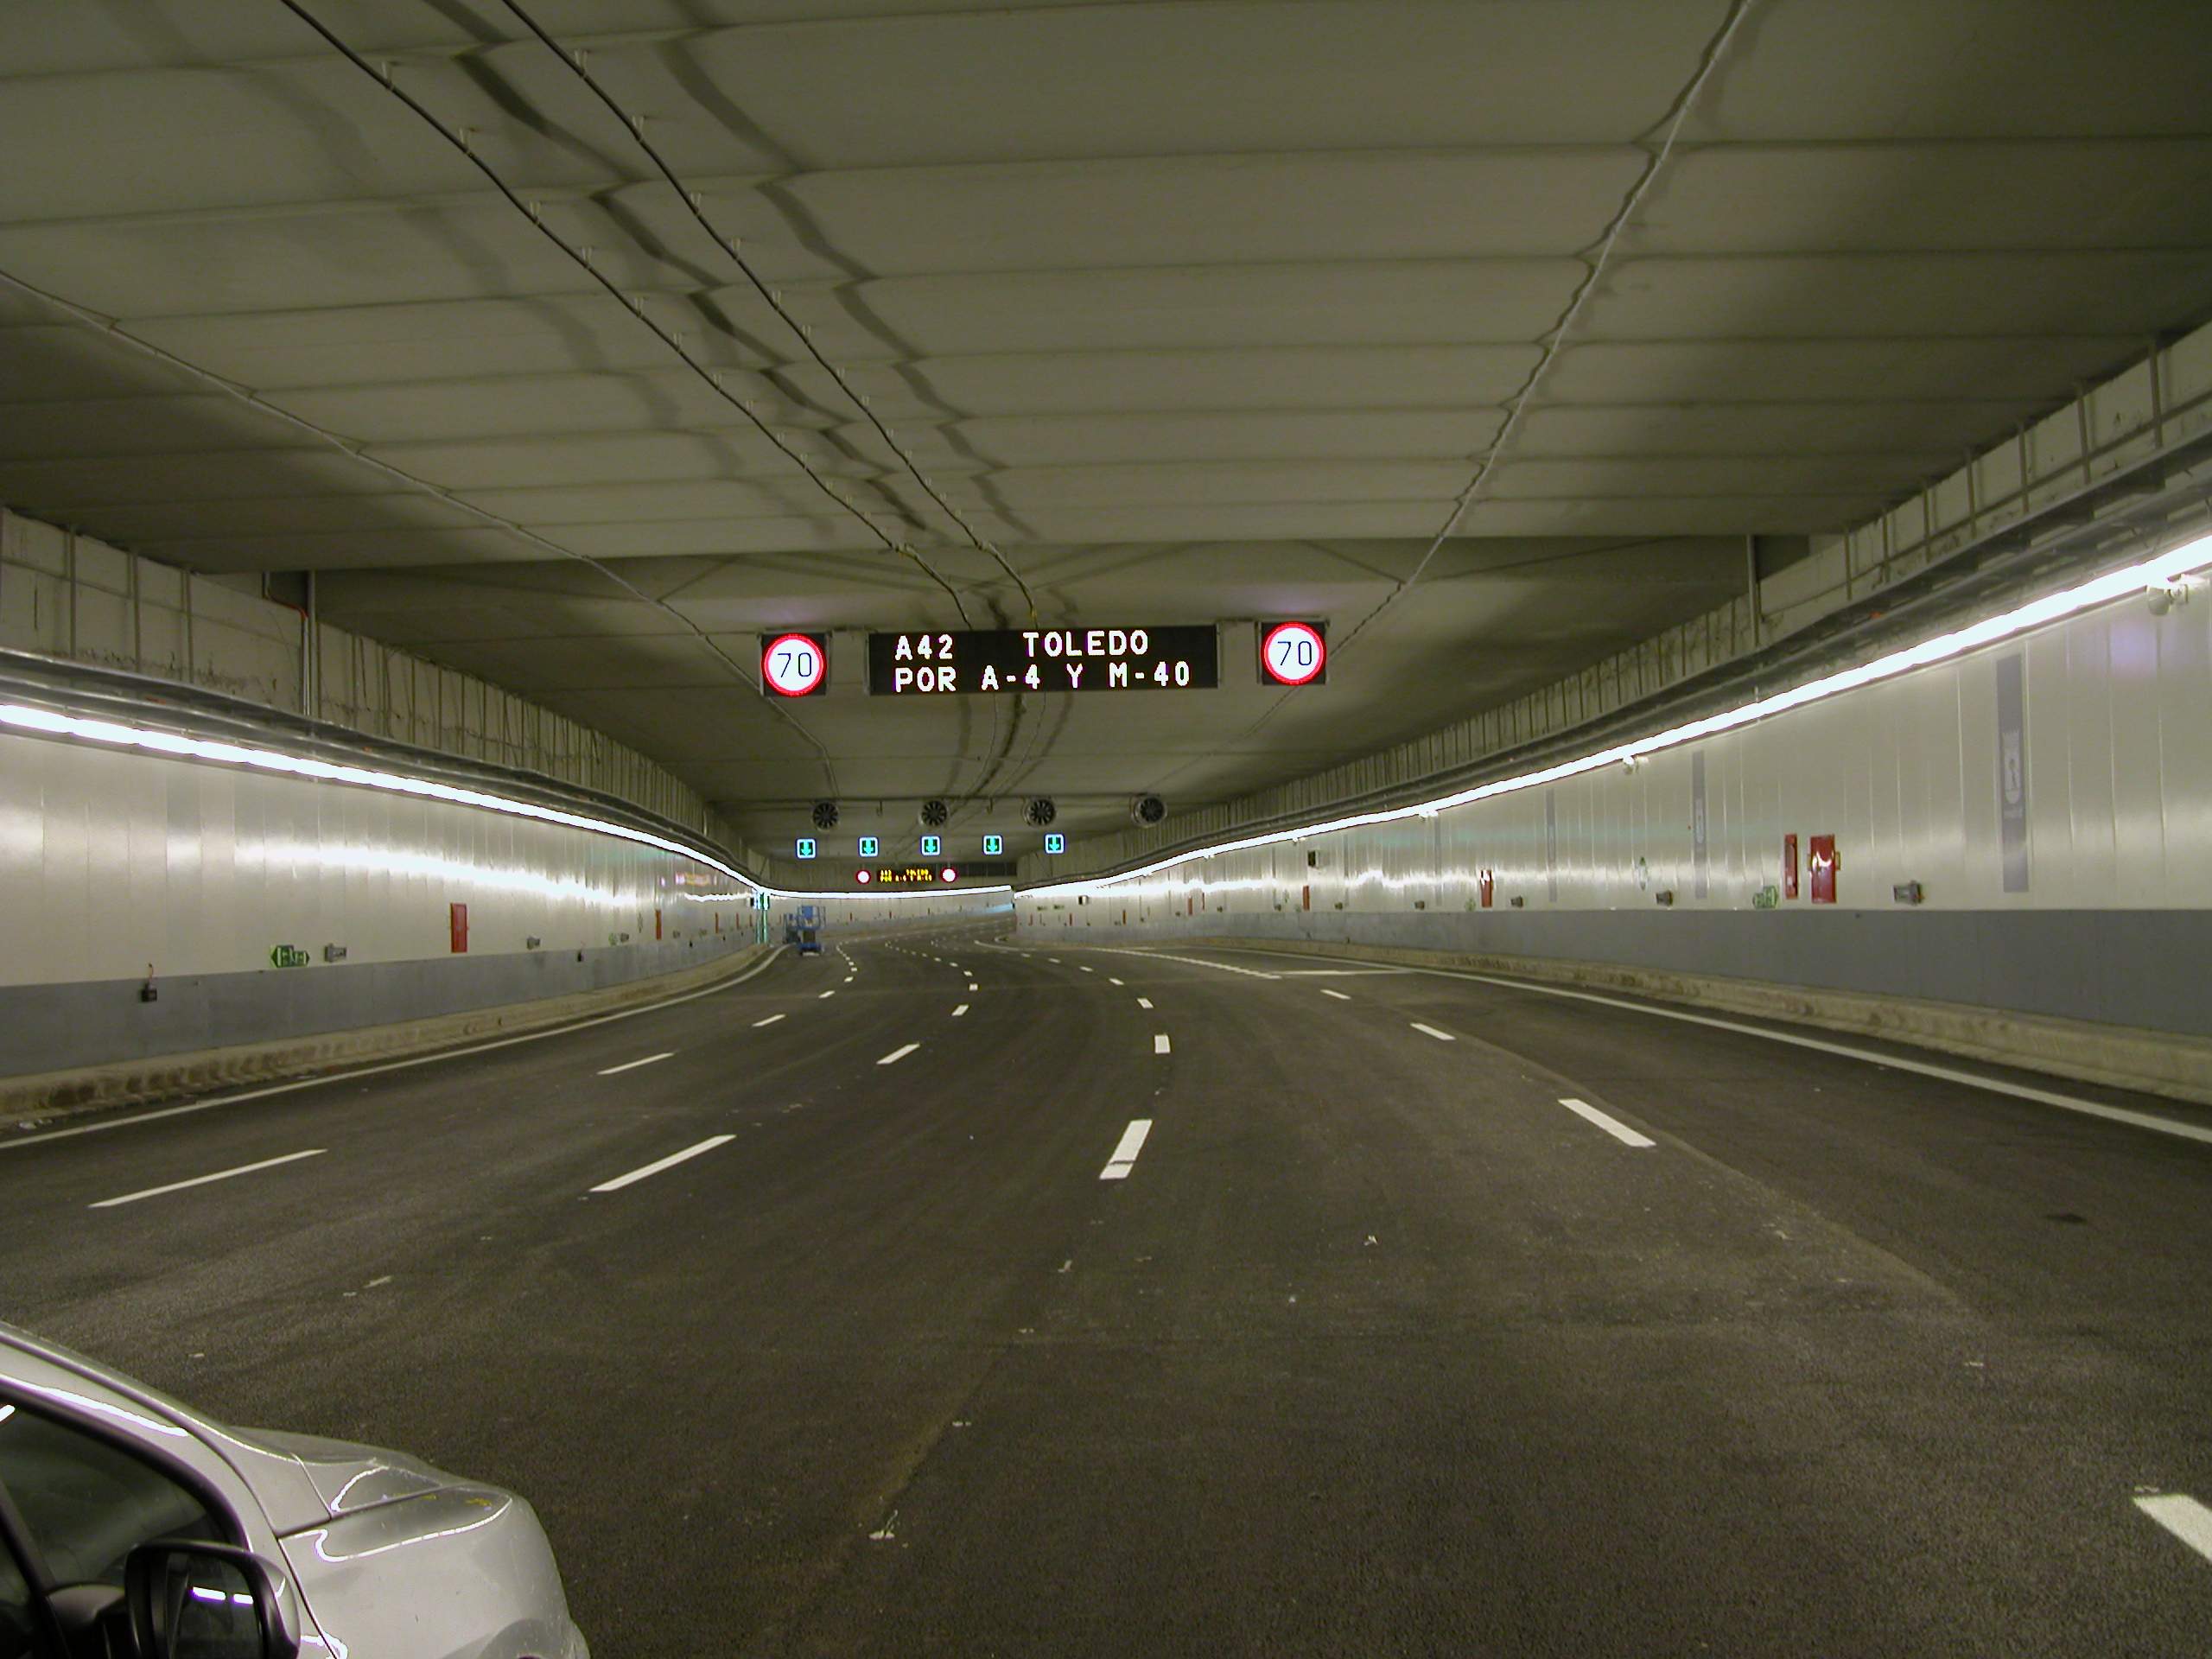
[867, 626, 1221, 694]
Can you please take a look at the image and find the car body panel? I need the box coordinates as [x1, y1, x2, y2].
[0, 1321, 587, 1659]
[280, 1488, 588, 1659]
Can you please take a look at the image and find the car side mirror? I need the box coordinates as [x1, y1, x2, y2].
[124, 1541, 299, 1659]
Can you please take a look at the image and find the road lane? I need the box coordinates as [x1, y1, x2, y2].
[9, 921, 2212, 1654]
[785, 937, 2212, 1654]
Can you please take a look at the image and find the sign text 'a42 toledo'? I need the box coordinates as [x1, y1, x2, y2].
[868, 626, 1218, 695]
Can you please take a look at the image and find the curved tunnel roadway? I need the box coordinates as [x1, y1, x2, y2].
[6, 928, 2212, 1656]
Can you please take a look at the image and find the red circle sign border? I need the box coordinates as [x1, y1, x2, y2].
[761, 632, 827, 696]
[1261, 620, 1326, 687]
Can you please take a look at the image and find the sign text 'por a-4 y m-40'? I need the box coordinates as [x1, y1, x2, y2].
[867, 627, 1218, 695]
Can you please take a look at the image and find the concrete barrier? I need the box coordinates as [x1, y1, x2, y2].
[2, 943, 776, 1128]
[1168, 935, 2212, 1108]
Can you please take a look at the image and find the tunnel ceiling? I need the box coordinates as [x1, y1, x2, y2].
[3, 0, 2210, 857]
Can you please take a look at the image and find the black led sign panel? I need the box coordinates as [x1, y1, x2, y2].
[867, 626, 1218, 695]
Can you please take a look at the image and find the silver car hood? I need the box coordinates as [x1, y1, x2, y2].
[276, 1484, 588, 1659]
[224, 1425, 453, 1517]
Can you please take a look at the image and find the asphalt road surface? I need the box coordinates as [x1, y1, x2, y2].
[8, 923, 2212, 1656]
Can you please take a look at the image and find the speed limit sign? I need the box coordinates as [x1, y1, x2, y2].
[1258, 620, 1327, 687]
[760, 632, 830, 697]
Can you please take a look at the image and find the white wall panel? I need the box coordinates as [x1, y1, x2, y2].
[0, 728, 761, 988]
[1028, 582, 2212, 938]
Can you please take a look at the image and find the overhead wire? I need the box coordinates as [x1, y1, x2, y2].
[493, 0, 1039, 622]
[271, 0, 981, 628]
[0, 262, 842, 798]
[1173, 0, 1761, 796]
[486, 0, 1037, 810]
[1338, 0, 1759, 656]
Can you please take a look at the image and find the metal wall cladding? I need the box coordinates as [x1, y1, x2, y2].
[1042, 585, 2212, 928]
[0, 730, 755, 988]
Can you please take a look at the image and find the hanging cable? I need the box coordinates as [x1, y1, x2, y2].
[493, 0, 1038, 620]
[272, 0, 978, 627]
[0, 261, 842, 798]
[1130, 0, 1759, 820]
[1332, 0, 1758, 658]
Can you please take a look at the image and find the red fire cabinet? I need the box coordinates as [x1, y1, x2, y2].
[1808, 834, 1839, 905]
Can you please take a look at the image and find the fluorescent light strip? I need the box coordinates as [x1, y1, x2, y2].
[0, 703, 1006, 903]
[1031, 530, 2212, 895]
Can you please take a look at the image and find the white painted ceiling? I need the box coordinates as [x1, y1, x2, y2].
[3, 0, 2209, 867]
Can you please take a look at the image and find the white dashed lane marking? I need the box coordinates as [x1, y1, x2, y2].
[598, 1052, 674, 1076]
[753, 1014, 785, 1027]
[1099, 1119, 1153, 1181]
[2137, 1494, 2212, 1567]
[1320, 988, 1352, 1001]
[952, 1004, 969, 1017]
[1154, 1033, 1173, 1055]
[91, 1149, 327, 1211]
[589, 1135, 734, 1195]
[1556, 1096, 1656, 1149]
[878, 1043, 920, 1066]
[1136, 997, 1154, 1010]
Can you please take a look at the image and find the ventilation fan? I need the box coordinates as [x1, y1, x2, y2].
[918, 798, 950, 829]
[1024, 797, 1058, 828]
[1130, 794, 1166, 827]
[810, 800, 840, 830]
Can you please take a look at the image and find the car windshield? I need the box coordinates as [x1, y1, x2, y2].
[0, 1402, 225, 1588]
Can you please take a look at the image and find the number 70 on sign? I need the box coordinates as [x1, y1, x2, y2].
[760, 632, 831, 697]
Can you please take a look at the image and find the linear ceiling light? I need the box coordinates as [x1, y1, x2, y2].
[1030, 527, 2212, 896]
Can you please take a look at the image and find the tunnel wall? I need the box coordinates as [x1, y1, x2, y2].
[1022, 576, 2212, 1040]
[0, 726, 765, 1078]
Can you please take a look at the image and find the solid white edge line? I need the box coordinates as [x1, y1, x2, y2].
[1192, 944, 2212, 1151]
[7, 948, 788, 1152]
[1099, 1117, 1154, 1180]
[1411, 1022, 1457, 1042]
[1154, 1033, 1172, 1055]
[2136, 1494, 2212, 1565]
[1557, 1096, 1657, 1148]
[91, 1148, 326, 1209]
[588, 1134, 735, 1194]
[597, 1051, 675, 1076]
[1320, 988, 1352, 1001]
[1090, 947, 1280, 979]
[878, 1043, 920, 1065]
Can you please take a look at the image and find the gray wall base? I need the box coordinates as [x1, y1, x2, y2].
[0, 939, 771, 1122]
[1023, 907, 2212, 1105]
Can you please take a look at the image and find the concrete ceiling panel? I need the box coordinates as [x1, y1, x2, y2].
[1591, 252, 2212, 340]
[934, 411, 1510, 469]
[795, 262, 1587, 357]
[637, 1, 1714, 168]
[720, 149, 1650, 276]
[1632, 142, 2212, 257]
[1539, 338, 2145, 405]
[893, 346, 1541, 417]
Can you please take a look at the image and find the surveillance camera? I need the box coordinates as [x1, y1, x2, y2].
[2149, 582, 2190, 617]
